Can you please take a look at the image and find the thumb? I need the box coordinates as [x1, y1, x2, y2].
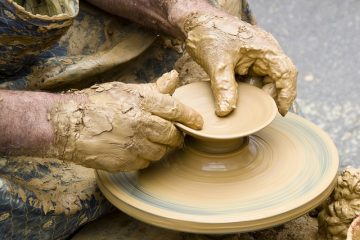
[211, 64, 238, 117]
[155, 70, 179, 95]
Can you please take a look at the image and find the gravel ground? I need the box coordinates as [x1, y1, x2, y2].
[248, 0, 360, 168]
[72, 211, 318, 240]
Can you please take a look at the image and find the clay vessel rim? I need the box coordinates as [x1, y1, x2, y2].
[173, 81, 278, 140]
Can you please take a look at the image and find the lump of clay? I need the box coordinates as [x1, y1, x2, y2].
[318, 167, 360, 239]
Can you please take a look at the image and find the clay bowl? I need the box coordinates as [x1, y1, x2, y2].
[96, 81, 339, 234]
[173, 81, 277, 140]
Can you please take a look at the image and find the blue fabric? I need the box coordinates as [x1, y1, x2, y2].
[0, 0, 77, 78]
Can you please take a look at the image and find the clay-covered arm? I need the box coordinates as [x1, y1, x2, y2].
[0, 90, 84, 156]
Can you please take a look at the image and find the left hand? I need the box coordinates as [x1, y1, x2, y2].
[184, 12, 297, 116]
[48, 71, 203, 172]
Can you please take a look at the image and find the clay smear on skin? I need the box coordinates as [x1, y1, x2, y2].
[183, 10, 297, 116]
[47, 71, 201, 172]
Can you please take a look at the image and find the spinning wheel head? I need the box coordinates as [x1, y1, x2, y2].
[173, 82, 277, 140]
[96, 82, 339, 234]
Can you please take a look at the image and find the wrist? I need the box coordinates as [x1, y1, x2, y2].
[167, 0, 227, 37]
[0, 90, 86, 157]
[46, 93, 88, 159]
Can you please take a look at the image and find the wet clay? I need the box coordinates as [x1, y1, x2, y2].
[209, 0, 257, 24]
[48, 71, 203, 172]
[182, 12, 297, 116]
[155, 70, 179, 94]
[318, 167, 360, 240]
[12, 0, 77, 19]
[0, 0, 78, 76]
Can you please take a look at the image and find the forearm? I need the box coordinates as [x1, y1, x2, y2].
[0, 90, 84, 157]
[85, 0, 221, 39]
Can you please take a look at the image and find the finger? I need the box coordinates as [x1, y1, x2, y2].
[142, 93, 203, 130]
[272, 56, 297, 116]
[123, 70, 178, 96]
[262, 82, 278, 99]
[134, 70, 179, 95]
[252, 58, 269, 76]
[117, 157, 150, 172]
[155, 70, 179, 95]
[211, 63, 238, 117]
[141, 115, 183, 148]
[235, 56, 255, 76]
[253, 54, 297, 116]
[130, 137, 167, 162]
[276, 71, 297, 116]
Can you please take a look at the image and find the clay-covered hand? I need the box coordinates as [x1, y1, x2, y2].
[184, 13, 297, 116]
[49, 71, 203, 172]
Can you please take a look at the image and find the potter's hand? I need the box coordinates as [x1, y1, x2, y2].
[184, 13, 297, 116]
[49, 71, 203, 172]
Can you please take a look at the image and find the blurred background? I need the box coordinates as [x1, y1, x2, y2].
[249, 0, 360, 168]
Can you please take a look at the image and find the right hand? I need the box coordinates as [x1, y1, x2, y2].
[49, 71, 203, 172]
[184, 11, 297, 116]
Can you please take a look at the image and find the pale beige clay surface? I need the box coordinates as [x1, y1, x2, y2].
[173, 81, 277, 139]
[96, 82, 339, 234]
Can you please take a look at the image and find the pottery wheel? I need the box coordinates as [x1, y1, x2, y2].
[96, 82, 339, 233]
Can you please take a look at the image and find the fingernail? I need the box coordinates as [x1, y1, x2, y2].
[156, 70, 179, 94]
[215, 101, 236, 117]
[213, 83, 238, 117]
[194, 114, 204, 130]
[279, 108, 288, 116]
